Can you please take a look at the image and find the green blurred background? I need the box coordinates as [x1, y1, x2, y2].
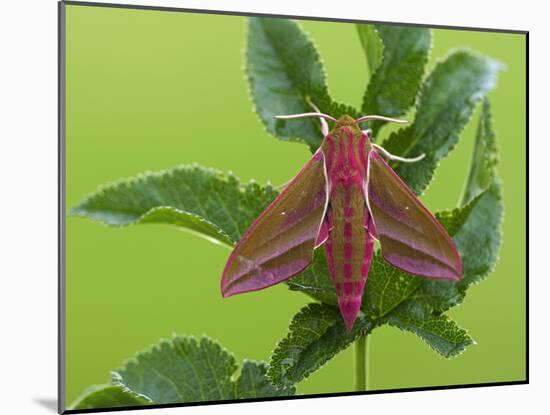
[64, 4, 527, 406]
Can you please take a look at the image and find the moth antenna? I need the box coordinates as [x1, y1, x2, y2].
[356, 115, 408, 124]
[275, 112, 337, 122]
[307, 99, 329, 136]
[372, 143, 425, 163]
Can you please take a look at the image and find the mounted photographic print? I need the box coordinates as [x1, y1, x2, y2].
[59, 1, 528, 413]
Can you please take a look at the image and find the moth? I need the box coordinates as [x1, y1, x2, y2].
[221, 104, 463, 331]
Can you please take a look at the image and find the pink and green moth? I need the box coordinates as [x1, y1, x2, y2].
[221, 103, 463, 331]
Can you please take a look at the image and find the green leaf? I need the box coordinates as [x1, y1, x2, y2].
[113, 336, 293, 404]
[361, 253, 424, 318]
[382, 50, 502, 195]
[236, 361, 295, 398]
[268, 303, 372, 387]
[69, 385, 152, 410]
[114, 336, 238, 403]
[443, 182, 503, 288]
[71, 164, 277, 245]
[383, 307, 474, 358]
[360, 25, 431, 137]
[356, 24, 384, 77]
[246, 17, 358, 151]
[71, 336, 293, 410]
[461, 98, 499, 205]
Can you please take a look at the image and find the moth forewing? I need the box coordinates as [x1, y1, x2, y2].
[367, 151, 463, 280]
[221, 150, 329, 297]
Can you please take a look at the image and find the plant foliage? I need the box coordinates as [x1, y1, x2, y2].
[69, 336, 294, 410]
[72, 19, 503, 403]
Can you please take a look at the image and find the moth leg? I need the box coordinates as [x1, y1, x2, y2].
[372, 143, 425, 163]
[307, 99, 329, 137]
[314, 216, 330, 248]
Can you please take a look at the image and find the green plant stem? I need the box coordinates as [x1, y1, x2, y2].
[354, 334, 368, 391]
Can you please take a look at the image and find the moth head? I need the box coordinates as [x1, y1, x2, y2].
[334, 115, 357, 128]
[273, 103, 408, 140]
[331, 116, 363, 141]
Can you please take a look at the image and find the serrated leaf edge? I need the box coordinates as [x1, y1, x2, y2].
[244, 17, 359, 152]
[385, 314, 475, 358]
[362, 26, 433, 123]
[267, 303, 367, 387]
[69, 383, 154, 410]
[385, 48, 503, 195]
